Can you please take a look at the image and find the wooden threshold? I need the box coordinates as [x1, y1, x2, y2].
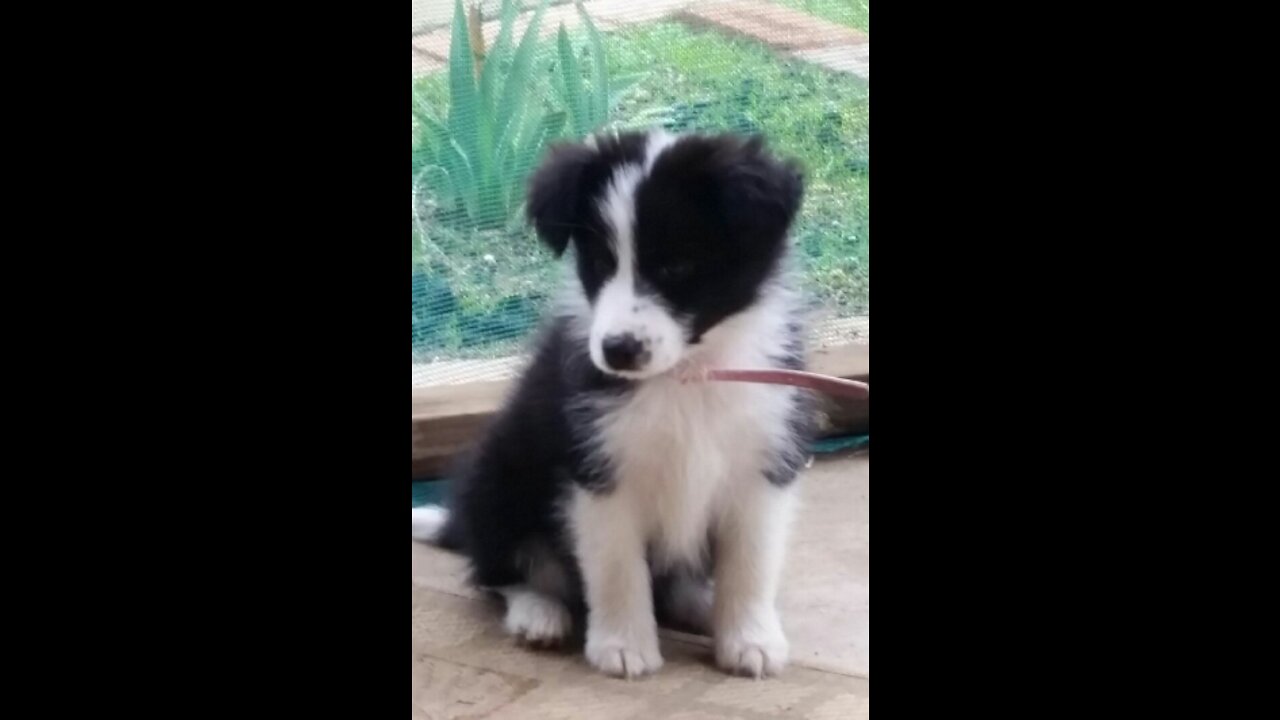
[412, 343, 868, 478]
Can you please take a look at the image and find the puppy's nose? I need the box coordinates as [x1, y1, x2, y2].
[602, 334, 644, 371]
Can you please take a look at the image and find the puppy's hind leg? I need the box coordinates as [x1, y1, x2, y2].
[656, 569, 714, 636]
[498, 536, 576, 648]
[498, 586, 573, 647]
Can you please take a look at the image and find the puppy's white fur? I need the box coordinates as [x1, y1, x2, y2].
[588, 161, 686, 379]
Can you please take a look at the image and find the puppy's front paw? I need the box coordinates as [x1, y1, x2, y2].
[585, 629, 664, 678]
[716, 622, 789, 678]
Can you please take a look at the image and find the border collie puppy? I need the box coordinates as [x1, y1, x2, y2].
[413, 130, 812, 679]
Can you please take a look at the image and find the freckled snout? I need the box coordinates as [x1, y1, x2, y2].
[589, 280, 686, 378]
[601, 333, 650, 372]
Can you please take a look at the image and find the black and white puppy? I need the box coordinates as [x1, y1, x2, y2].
[413, 130, 813, 679]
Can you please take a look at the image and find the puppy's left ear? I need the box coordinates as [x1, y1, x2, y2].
[722, 136, 805, 244]
[526, 142, 596, 257]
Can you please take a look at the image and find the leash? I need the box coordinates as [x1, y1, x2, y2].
[699, 368, 869, 399]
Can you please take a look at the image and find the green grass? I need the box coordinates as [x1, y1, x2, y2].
[773, 0, 869, 32]
[412, 17, 869, 360]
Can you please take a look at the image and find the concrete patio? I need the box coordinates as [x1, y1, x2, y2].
[411, 452, 869, 719]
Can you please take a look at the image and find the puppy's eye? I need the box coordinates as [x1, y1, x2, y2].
[657, 261, 695, 282]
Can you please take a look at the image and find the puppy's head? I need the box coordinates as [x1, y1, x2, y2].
[527, 131, 804, 379]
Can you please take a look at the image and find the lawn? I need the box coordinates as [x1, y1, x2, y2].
[773, 0, 869, 32]
[412, 9, 869, 361]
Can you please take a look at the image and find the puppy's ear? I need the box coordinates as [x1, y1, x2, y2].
[526, 142, 596, 257]
[720, 136, 805, 245]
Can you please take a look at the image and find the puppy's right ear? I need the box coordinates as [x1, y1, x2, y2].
[526, 142, 595, 257]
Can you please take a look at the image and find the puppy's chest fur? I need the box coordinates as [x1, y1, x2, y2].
[580, 358, 801, 569]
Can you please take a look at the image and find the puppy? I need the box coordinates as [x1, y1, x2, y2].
[413, 130, 813, 679]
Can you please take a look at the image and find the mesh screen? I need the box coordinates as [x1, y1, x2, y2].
[412, 0, 868, 386]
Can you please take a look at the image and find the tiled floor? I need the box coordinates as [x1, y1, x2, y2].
[412, 453, 869, 719]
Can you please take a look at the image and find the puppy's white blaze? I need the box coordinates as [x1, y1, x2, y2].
[644, 130, 680, 172]
[600, 163, 643, 260]
[589, 162, 685, 378]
